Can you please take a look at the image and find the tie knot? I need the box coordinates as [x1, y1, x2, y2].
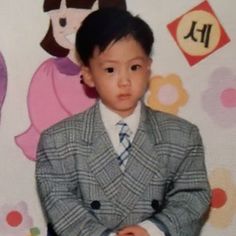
[116, 121, 132, 142]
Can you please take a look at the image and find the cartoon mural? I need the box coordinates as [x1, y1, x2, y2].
[146, 74, 188, 115]
[0, 1, 235, 235]
[208, 168, 236, 228]
[167, 1, 230, 66]
[0, 51, 7, 123]
[202, 67, 236, 128]
[15, 0, 127, 161]
[0, 202, 40, 236]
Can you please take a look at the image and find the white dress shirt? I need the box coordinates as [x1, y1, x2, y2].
[99, 101, 165, 236]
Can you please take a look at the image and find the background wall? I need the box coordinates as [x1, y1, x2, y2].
[0, 0, 235, 235]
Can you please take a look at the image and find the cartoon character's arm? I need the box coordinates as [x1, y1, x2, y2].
[28, 58, 69, 132]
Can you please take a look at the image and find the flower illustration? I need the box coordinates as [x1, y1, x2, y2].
[28, 227, 41, 236]
[146, 74, 188, 114]
[202, 67, 236, 128]
[208, 168, 236, 228]
[0, 202, 34, 236]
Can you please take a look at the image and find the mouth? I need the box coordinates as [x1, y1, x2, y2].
[118, 94, 131, 100]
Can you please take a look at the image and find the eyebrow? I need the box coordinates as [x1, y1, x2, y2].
[99, 57, 146, 64]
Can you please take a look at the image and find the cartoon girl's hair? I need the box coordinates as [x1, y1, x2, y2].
[41, 0, 127, 57]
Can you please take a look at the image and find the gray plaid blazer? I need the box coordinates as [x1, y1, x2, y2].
[36, 102, 211, 236]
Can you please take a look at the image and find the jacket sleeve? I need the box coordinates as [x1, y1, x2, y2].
[35, 131, 112, 236]
[150, 125, 211, 236]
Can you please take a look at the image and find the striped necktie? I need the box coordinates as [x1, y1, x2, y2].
[116, 121, 132, 171]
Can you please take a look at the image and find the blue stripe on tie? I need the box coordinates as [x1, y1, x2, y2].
[116, 121, 132, 171]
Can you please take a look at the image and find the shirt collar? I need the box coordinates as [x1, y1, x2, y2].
[99, 100, 141, 135]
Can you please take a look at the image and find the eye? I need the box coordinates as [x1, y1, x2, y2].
[130, 64, 141, 71]
[105, 67, 114, 73]
[59, 18, 67, 27]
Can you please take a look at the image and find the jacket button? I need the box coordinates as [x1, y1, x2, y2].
[90, 200, 101, 210]
[151, 199, 160, 211]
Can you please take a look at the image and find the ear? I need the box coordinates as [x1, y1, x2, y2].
[81, 66, 95, 88]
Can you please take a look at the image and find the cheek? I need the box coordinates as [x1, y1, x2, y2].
[96, 80, 117, 95]
[52, 31, 72, 49]
[143, 72, 151, 88]
[137, 76, 150, 90]
[137, 80, 150, 97]
[70, 10, 92, 28]
[51, 17, 60, 34]
[50, 17, 65, 41]
[69, 16, 83, 31]
[76, 12, 90, 22]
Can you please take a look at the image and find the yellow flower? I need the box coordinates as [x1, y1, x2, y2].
[146, 74, 188, 114]
[208, 168, 236, 228]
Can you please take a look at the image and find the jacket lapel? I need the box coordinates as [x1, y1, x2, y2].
[114, 105, 165, 220]
[82, 102, 166, 221]
[83, 103, 123, 201]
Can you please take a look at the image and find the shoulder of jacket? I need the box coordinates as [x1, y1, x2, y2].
[42, 110, 87, 137]
[147, 107, 195, 128]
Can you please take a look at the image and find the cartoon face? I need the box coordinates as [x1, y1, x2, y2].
[49, 0, 98, 50]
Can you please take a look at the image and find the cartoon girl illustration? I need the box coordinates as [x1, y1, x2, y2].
[0, 51, 7, 123]
[15, 0, 127, 161]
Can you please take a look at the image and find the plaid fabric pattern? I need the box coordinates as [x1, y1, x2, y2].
[36, 102, 211, 236]
[116, 121, 132, 171]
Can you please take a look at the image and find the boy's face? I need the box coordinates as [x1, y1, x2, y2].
[82, 36, 152, 117]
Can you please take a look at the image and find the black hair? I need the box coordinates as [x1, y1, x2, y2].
[76, 8, 154, 66]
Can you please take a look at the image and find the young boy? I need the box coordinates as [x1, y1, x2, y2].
[36, 8, 211, 236]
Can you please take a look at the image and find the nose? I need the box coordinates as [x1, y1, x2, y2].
[118, 69, 130, 87]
